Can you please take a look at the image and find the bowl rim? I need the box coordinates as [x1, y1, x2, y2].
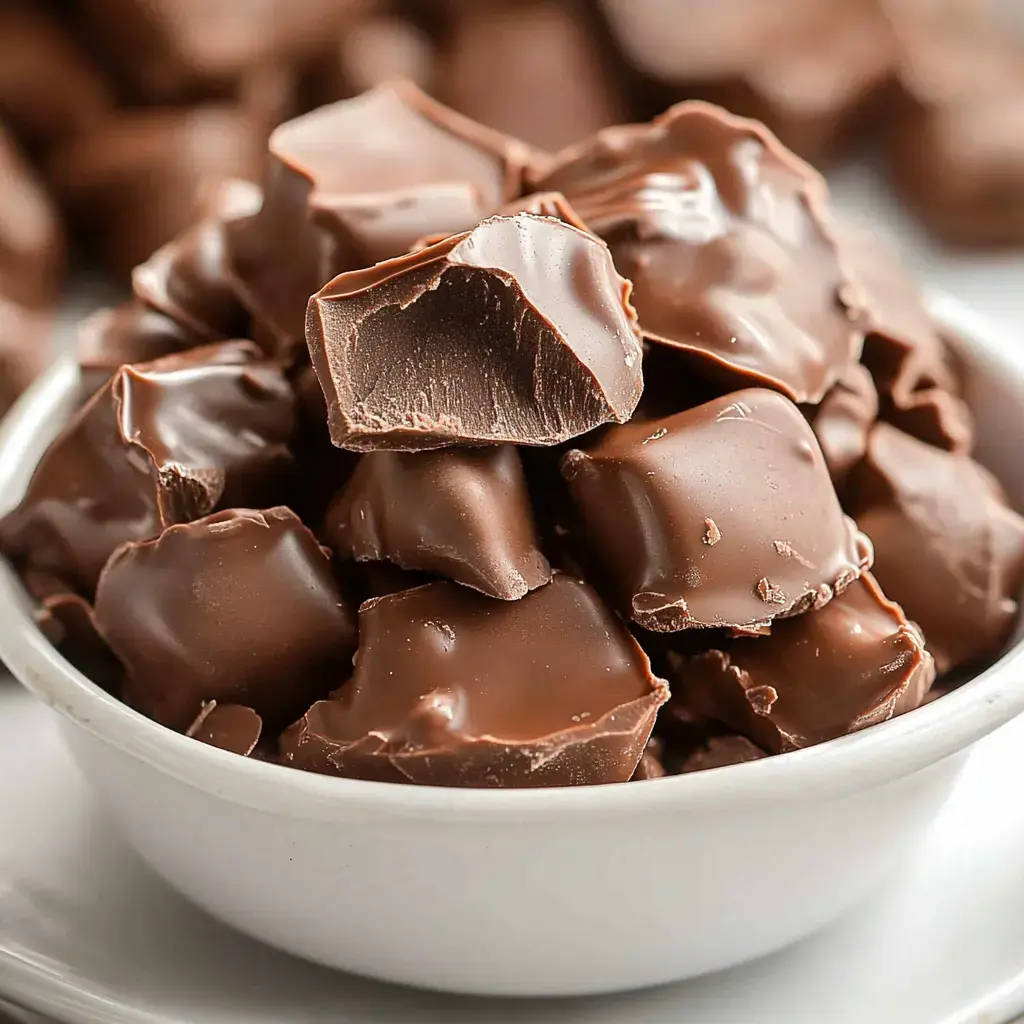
[1, 292, 1023, 822]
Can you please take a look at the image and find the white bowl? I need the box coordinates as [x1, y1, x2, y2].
[1, 294, 1023, 999]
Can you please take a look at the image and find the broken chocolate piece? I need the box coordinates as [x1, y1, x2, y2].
[0, 341, 295, 596]
[533, 101, 863, 404]
[279, 574, 668, 787]
[307, 212, 643, 451]
[809, 362, 879, 491]
[95, 507, 356, 731]
[630, 736, 668, 780]
[228, 81, 534, 357]
[884, 387, 974, 454]
[323, 446, 552, 600]
[848, 423, 1024, 673]
[678, 733, 767, 773]
[132, 178, 261, 342]
[187, 701, 263, 757]
[33, 590, 124, 694]
[672, 573, 934, 754]
[560, 387, 871, 631]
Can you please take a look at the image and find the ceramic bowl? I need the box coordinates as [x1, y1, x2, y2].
[0, 295, 1022, 998]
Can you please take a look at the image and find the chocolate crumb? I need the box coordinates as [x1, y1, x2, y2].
[745, 685, 779, 716]
[703, 517, 722, 546]
[757, 577, 786, 604]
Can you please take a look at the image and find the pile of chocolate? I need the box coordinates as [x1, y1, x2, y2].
[3, 83, 1024, 788]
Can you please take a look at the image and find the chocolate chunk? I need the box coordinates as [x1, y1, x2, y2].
[132, 178, 261, 342]
[0, 4, 110, 153]
[50, 105, 266, 279]
[438, 0, 626, 151]
[95, 507, 356, 731]
[307, 213, 643, 451]
[74, 302, 202, 399]
[883, 387, 974, 454]
[630, 736, 668, 780]
[809, 362, 879, 491]
[228, 82, 534, 357]
[187, 702, 263, 757]
[33, 590, 124, 694]
[279, 574, 668, 787]
[0, 295, 51, 417]
[670, 573, 934, 754]
[0, 341, 296, 596]
[560, 387, 871, 631]
[678, 733, 767, 773]
[323, 446, 552, 600]
[533, 101, 863, 404]
[848, 424, 1024, 673]
[0, 125, 63, 309]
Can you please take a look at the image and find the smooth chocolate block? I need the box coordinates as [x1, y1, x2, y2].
[279, 574, 669, 787]
[809, 362, 879, 492]
[95, 507, 356, 731]
[0, 341, 295, 596]
[228, 82, 535, 358]
[672, 573, 934, 754]
[560, 387, 871, 631]
[187, 702, 263, 757]
[848, 423, 1024, 672]
[324, 446, 551, 600]
[534, 101, 863, 404]
[307, 213, 643, 451]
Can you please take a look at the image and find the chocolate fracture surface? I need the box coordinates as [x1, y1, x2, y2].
[324, 446, 551, 600]
[533, 101, 863, 404]
[672, 574, 934, 754]
[279, 575, 669, 787]
[95, 507, 356, 732]
[229, 82, 534, 357]
[848, 424, 1024, 673]
[560, 388, 871, 631]
[307, 212, 643, 450]
[0, 342, 295, 596]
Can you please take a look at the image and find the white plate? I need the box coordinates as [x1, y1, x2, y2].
[1, 680, 1023, 1024]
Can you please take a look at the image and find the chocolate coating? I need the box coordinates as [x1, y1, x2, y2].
[560, 387, 871, 631]
[34, 590, 123, 695]
[0, 342, 295, 596]
[672, 573, 934, 754]
[307, 213, 643, 451]
[533, 101, 863, 404]
[438, 0, 625, 152]
[228, 82, 534, 357]
[809, 362, 879, 491]
[848, 424, 1024, 673]
[187, 702, 263, 757]
[132, 178, 261, 342]
[95, 507, 356, 731]
[324, 446, 551, 600]
[0, 296, 51, 417]
[279, 574, 668, 787]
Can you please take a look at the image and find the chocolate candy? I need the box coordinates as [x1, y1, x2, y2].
[438, 0, 625, 152]
[671, 574, 934, 754]
[0, 295, 52, 417]
[324, 446, 551, 600]
[187, 702, 263, 757]
[279, 574, 668, 787]
[848, 424, 1024, 673]
[0, 341, 295, 596]
[132, 178, 261, 342]
[33, 590, 123, 694]
[50, 105, 266, 278]
[0, 4, 110, 153]
[228, 82, 535, 358]
[808, 362, 879, 492]
[307, 212, 643, 451]
[562, 387, 871, 631]
[95, 507, 356, 731]
[678, 733, 767, 773]
[0, 125, 63, 309]
[533, 101, 863, 404]
[630, 736, 668, 780]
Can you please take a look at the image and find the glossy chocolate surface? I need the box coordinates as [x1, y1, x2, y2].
[848, 423, 1024, 673]
[95, 507, 356, 731]
[279, 574, 668, 786]
[307, 213, 643, 450]
[34, 590, 123, 695]
[533, 101, 863, 404]
[187, 702, 263, 757]
[672, 574, 934, 754]
[809, 362, 879, 492]
[0, 342, 295, 595]
[228, 82, 533, 357]
[561, 387, 871, 631]
[324, 446, 551, 600]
